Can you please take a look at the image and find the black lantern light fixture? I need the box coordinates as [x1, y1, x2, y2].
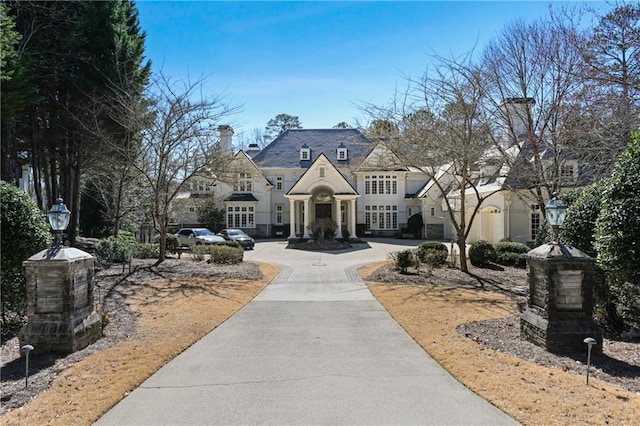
[47, 198, 71, 247]
[545, 192, 567, 243]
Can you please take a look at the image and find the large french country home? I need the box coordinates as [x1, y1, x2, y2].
[170, 99, 592, 245]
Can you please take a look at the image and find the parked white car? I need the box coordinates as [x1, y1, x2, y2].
[174, 228, 224, 246]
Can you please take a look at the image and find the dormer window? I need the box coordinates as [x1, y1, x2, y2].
[561, 163, 577, 182]
[300, 144, 310, 161]
[337, 144, 347, 160]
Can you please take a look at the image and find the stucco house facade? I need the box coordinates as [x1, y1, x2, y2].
[171, 101, 589, 245]
[171, 128, 435, 240]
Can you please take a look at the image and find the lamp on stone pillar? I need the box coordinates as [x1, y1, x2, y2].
[520, 192, 602, 353]
[19, 198, 102, 353]
[545, 193, 567, 243]
[47, 198, 71, 247]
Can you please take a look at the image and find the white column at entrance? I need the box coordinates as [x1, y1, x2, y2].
[288, 200, 296, 239]
[303, 198, 310, 238]
[335, 199, 342, 238]
[350, 199, 357, 239]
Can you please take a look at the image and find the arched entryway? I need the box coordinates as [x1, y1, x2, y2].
[311, 186, 335, 238]
[284, 153, 359, 240]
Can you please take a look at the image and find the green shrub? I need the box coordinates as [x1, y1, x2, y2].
[190, 244, 209, 262]
[391, 249, 415, 274]
[494, 241, 530, 255]
[495, 252, 526, 268]
[94, 237, 134, 264]
[415, 242, 448, 267]
[469, 240, 496, 267]
[561, 182, 605, 257]
[595, 133, 640, 331]
[1, 181, 51, 326]
[115, 230, 137, 244]
[417, 241, 448, 252]
[562, 182, 625, 330]
[424, 249, 448, 267]
[208, 244, 243, 264]
[218, 240, 242, 249]
[165, 234, 181, 253]
[341, 229, 351, 240]
[133, 243, 159, 259]
[494, 241, 529, 268]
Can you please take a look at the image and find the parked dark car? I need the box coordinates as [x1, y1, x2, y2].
[217, 228, 255, 250]
[175, 228, 225, 246]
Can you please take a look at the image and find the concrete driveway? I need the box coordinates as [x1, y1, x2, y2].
[96, 239, 518, 425]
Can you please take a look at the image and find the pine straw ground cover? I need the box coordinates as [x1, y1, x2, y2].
[2, 258, 638, 425]
[1, 260, 278, 425]
[361, 261, 640, 426]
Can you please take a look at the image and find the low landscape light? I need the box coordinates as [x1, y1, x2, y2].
[21, 344, 34, 388]
[583, 337, 597, 384]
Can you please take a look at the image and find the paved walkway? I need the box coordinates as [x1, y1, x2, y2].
[96, 240, 518, 425]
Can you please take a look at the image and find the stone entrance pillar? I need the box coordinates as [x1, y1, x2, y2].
[520, 243, 602, 353]
[18, 247, 102, 354]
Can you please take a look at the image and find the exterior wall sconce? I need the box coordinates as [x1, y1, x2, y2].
[47, 198, 71, 247]
[545, 193, 567, 243]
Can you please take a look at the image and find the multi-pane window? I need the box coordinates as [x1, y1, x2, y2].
[190, 180, 211, 192]
[227, 205, 255, 228]
[531, 204, 540, 241]
[364, 175, 397, 195]
[275, 204, 283, 224]
[561, 164, 575, 182]
[235, 173, 252, 192]
[430, 207, 436, 217]
[337, 147, 347, 160]
[365, 205, 398, 230]
[275, 176, 283, 191]
[365, 206, 371, 228]
[340, 204, 346, 224]
[300, 146, 310, 160]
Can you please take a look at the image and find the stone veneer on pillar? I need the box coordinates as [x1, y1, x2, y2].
[520, 243, 602, 353]
[19, 247, 102, 354]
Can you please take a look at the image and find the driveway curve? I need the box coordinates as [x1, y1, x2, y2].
[96, 239, 518, 425]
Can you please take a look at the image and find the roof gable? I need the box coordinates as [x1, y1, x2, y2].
[232, 150, 271, 185]
[286, 153, 357, 196]
[251, 129, 374, 168]
[356, 141, 409, 171]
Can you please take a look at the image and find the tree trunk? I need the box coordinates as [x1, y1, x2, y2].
[457, 230, 469, 273]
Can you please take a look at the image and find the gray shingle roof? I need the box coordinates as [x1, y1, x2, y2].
[251, 129, 375, 168]
[225, 193, 259, 202]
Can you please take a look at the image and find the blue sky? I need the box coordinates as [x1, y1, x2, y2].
[136, 1, 604, 143]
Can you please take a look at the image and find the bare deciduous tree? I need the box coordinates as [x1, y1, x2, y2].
[361, 54, 500, 272]
[480, 18, 585, 221]
[551, 2, 640, 176]
[125, 74, 239, 262]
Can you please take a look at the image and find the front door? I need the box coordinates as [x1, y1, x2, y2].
[315, 203, 332, 220]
